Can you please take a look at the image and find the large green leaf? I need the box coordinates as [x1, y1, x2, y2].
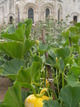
[75, 23, 80, 27]
[63, 39, 69, 46]
[0, 40, 35, 59]
[0, 20, 34, 59]
[29, 61, 42, 82]
[69, 26, 79, 34]
[59, 58, 64, 72]
[17, 67, 31, 83]
[1, 24, 25, 41]
[70, 66, 80, 78]
[24, 39, 35, 54]
[8, 25, 16, 34]
[48, 49, 56, 60]
[46, 56, 55, 66]
[43, 100, 61, 107]
[21, 90, 29, 102]
[66, 66, 80, 87]
[39, 43, 48, 52]
[70, 32, 79, 44]
[16, 61, 42, 84]
[79, 46, 80, 66]
[0, 83, 24, 107]
[25, 19, 32, 26]
[56, 47, 70, 60]
[1, 59, 25, 80]
[64, 56, 74, 66]
[33, 55, 42, 64]
[0, 42, 24, 59]
[59, 86, 80, 107]
[18, 82, 39, 98]
[66, 73, 80, 87]
[25, 19, 32, 39]
[62, 30, 69, 39]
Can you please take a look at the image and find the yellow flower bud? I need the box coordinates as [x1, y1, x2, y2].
[35, 40, 39, 45]
[56, 57, 58, 62]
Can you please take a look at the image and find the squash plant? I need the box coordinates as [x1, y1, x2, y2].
[31, 17, 70, 48]
[0, 20, 80, 107]
[43, 23, 80, 107]
[0, 19, 48, 106]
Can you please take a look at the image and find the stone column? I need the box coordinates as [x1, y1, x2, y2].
[40, 11, 45, 22]
[34, 10, 39, 22]
[0, 6, 4, 25]
[20, 0, 23, 21]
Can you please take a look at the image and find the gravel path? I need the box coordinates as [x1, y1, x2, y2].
[0, 77, 12, 101]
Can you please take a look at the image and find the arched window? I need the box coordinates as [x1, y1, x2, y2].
[28, 8, 34, 22]
[46, 8, 50, 18]
[73, 16, 77, 25]
[16, 7, 20, 23]
[9, 16, 13, 24]
[58, 9, 60, 21]
[17, 8, 20, 23]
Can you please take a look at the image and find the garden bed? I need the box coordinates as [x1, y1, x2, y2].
[0, 77, 12, 101]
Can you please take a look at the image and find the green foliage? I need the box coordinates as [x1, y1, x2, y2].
[56, 47, 70, 60]
[0, 83, 24, 107]
[8, 25, 16, 34]
[46, 49, 56, 66]
[43, 100, 61, 107]
[59, 58, 64, 72]
[66, 66, 80, 87]
[23, 40, 35, 55]
[0, 38, 35, 59]
[25, 19, 32, 39]
[39, 43, 48, 53]
[0, 19, 34, 59]
[0, 19, 80, 107]
[43, 86, 80, 107]
[1, 59, 25, 80]
[17, 67, 31, 83]
[16, 61, 42, 84]
[59, 86, 80, 107]
[2, 24, 25, 41]
[66, 73, 80, 87]
[31, 17, 69, 47]
[0, 42, 24, 59]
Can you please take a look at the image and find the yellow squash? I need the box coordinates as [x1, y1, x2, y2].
[25, 88, 49, 107]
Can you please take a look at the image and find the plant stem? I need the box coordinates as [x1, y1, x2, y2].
[62, 73, 64, 87]
[79, 46, 80, 66]
[30, 49, 34, 57]
[41, 29, 56, 100]
[56, 69, 59, 95]
[69, 36, 71, 47]
[46, 65, 55, 100]
[44, 66, 46, 87]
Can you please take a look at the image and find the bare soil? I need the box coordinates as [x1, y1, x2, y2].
[0, 77, 12, 101]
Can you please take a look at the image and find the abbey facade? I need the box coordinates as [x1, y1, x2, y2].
[0, 0, 80, 25]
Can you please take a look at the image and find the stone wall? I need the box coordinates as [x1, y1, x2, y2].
[0, 0, 80, 25]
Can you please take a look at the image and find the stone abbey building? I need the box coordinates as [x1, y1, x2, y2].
[0, 0, 80, 25]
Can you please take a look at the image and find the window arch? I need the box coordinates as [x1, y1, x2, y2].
[57, 4, 63, 22]
[17, 8, 20, 23]
[58, 9, 60, 21]
[46, 8, 50, 18]
[28, 8, 34, 22]
[73, 16, 77, 25]
[15, 6, 20, 23]
[9, 16, 13, 24]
